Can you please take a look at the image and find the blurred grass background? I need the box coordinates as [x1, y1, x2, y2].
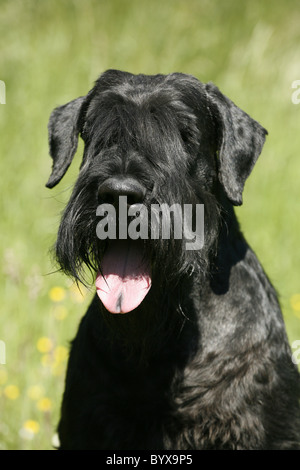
[0, 0, 300, 450]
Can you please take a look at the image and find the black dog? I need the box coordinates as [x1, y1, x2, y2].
[46, 70, 300, 450]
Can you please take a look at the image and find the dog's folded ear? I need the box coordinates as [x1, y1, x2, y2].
[205, 83, 268, 206]
[46, 96, 86, 188]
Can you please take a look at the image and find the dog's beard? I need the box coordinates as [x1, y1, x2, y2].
[97, 254, 202, 365]
[94, 193, 216, 315]
[54, 188, 220, 362]
[55, 181, 221, 319]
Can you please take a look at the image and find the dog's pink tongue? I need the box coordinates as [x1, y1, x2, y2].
[95, 241, 151, 314]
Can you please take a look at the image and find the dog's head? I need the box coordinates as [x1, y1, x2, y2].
[47, 70, 267, 314]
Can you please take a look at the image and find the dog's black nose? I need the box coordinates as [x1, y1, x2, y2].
[98, 177, 146, 207]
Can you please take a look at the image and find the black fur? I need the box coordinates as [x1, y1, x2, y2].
[46, 70, 300, 449]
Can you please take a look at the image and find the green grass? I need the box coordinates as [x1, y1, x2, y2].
[0, 0, 300, 450]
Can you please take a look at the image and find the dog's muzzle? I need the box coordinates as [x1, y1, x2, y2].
[96, 177, 151, 314]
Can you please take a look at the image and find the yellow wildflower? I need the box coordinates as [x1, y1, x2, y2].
[37, 337, 53, 353]
[4, 384, 20, 400]
[290, 294, 300, 319]
[23, 420, 40, 434]
[20, 420, 40, 440]
[54, 345, 68, 363]
[37, 397, 52, 412]
[41, 354, 53, 367]
[51, 362, 65, 376]
[27, 385, 44, 401]
[290, 294, 300, 311]
[49, 286, 66, 302]
[50, 346, 68, 375]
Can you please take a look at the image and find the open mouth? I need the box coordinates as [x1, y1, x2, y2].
[95, 239, 152, 314]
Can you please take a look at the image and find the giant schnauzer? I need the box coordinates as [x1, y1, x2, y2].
[46, 69, 300, 450]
